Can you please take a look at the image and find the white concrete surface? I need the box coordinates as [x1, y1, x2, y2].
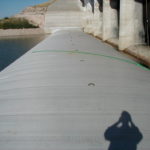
[102, 0, 118, 41]
[83, 0, 103, 37]
[119, 0, 145, 50]
[90, 0, 103, 37]
[0, 30, 150, 150]
[44, 0, 83, 33]
[83, 2, 94, 33]
[126, 45, 150, 66]
[93, 0, 103, 37]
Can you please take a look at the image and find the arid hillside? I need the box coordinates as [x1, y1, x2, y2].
[15, 0, 57, 28]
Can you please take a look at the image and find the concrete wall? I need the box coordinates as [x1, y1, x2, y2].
[81, 0, 147, 50]
[82, 0, 119, 44]
[119, 0, 145, 50]
[102, 0, 118, 41]
[44, 0, 83, 33]
[83, 3, 94, 33]
[92, 0, 103, 37]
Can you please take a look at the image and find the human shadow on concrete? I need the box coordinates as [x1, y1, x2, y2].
[104, 111, 143, 150]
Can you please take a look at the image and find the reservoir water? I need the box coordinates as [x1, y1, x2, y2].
[0, 34, 48, 72]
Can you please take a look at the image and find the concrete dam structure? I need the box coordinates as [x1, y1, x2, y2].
[41, 0, 150, 66]
[81, 0, 150, 49]
[0, 29, 150, 150]
[44, 0, 83, 33]
[81, 0, 150, 66]
[0, 0, 150, 150]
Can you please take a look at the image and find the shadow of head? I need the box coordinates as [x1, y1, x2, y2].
[119, 111, 132, 126]
[104, 111, 143, 150]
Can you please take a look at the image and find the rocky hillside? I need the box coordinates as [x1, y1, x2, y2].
[15, 0, 56, 28]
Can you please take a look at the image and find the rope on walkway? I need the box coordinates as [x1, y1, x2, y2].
[32, 50, 150, 71]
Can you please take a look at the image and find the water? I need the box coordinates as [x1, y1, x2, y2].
[0, 34, 48, 72]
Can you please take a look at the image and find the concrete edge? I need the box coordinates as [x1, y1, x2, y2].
[124, 48, 150, 68]
[86, 31, 150, 68]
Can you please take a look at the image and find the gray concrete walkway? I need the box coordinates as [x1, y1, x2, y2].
[0, 30, 150, 150]
[44, 0, 82, 32]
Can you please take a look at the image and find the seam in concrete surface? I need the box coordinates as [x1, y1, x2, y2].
[125, 46, 150, 68]
[88, 33, 150, 69]
[32, 49, 150, 71]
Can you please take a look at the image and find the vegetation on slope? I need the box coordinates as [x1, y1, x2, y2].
[0, 17, 38, 29]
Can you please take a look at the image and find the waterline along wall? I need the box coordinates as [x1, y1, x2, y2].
[81, 0, 150, 50]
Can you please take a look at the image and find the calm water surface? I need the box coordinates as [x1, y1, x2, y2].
[0, 34, 48, 71]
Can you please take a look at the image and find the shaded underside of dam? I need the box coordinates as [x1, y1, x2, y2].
[0, 30, 150, 150]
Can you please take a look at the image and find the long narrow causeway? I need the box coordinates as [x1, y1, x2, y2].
[0, 30, 150, 150]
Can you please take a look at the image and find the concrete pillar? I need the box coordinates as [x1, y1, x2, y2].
[82, 0, 103, 36]
[119, 0, 145, 50]
[83, 2, 94, 33]
[81, 6, 87, 28]
[102, 0, 119, 41]
[92, 0, 103, 37]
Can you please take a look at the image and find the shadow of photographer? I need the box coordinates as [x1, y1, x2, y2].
[104, 111, 143, 150]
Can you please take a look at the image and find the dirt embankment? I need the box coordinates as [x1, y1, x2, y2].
[0, 1, 52, 37]
[14, 0, 57, 28]
[0, 28, 45, 37]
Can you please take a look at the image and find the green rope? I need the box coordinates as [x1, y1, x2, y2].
[32, 50, 150, 71]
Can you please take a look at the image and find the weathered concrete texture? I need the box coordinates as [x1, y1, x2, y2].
[82, 3, 94, 33]
[102, 0, 118, 41]
[125, 45, 150, 67]
[134, 1, 145, 44]
[44, 0, 83, 33]
[0, 30, 150, 150]
[83, 0, 118, 41]
[90, 0, 103, 37]
[119, 0, 145, 50]
[83, 0, 102, 37]
[81, 0, 150, 67]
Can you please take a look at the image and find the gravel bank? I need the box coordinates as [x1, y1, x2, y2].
[0, 28, 45, 37]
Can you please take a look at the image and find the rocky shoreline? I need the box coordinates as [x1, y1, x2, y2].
[0, 28, 46, 37]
